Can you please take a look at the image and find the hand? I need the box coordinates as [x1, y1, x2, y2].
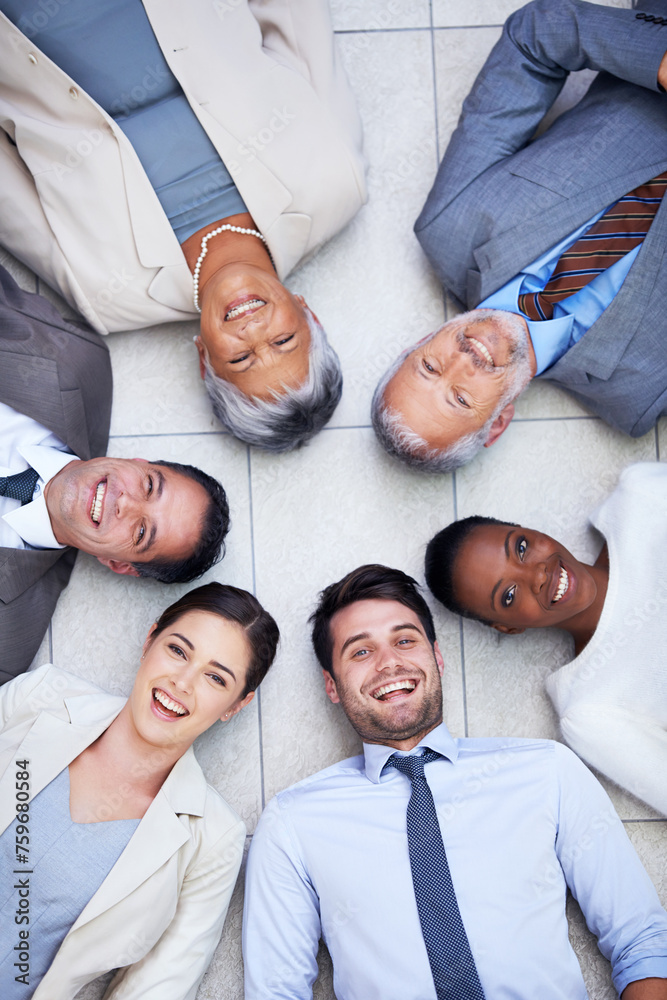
[659, 50, 667, 90]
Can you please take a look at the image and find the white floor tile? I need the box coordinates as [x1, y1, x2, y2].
[289, 29, 444, 431]
[331, 0, 430, 31]
[250, 427, 463, 800]
[107, 320, 219, 436]
[433, 26, 503, 149]
[433, 0, 631, 29]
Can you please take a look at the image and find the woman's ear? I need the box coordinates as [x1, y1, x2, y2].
[141, 623, 158, 659]
[223, 690, 255, 722]
[492, 622, 525, 635]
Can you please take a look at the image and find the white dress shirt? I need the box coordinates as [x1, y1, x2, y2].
[243, 723, 667, 999]
[0, 400, 77, 550]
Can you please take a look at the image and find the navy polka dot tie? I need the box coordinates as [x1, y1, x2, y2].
[0, 467, 39, 506]
[388, 750, 485, 1000]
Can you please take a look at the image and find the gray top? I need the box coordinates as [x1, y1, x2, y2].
[0, 768, 139, 999]
[0, 0, 248, 243]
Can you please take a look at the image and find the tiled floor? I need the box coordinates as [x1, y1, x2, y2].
[4, 1, 665, 997]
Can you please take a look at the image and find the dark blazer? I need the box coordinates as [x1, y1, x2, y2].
[0, 267, 112, 683]
[415, 0, 667, 437]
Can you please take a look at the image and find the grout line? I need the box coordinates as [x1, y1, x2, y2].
[247, 447, 266, 812]
[108, 430, 230, 440]
[428, 0, 441, 167]
[656, 425, 661, 461]
[622, 817, 667, 823]
[451, 469, 470, 736]
[334, 24, 506, 35]
[48, 622, 53, 663]
[335, 26, 431, 36]
[247, 447, 257, 598]
[433, 23, 506, 31]
[109, 415, 603, 441]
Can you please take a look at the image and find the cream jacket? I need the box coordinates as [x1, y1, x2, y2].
[0, 0, 366, 334]
[0, 665, 246, 999]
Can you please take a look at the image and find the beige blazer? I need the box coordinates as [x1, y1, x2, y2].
[0, 665, 246, 1000]
[0, 0, 366, 334]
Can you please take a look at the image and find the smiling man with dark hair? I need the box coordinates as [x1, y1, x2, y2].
[244, 563, 667, 999]
[0, 266, 229, 683]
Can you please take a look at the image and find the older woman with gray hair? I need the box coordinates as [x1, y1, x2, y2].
[0, 0, 366, 450]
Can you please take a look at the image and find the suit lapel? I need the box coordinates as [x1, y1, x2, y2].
[68, 748, 204, 929]
[0, 546, 68, 604]
[545, 190, 667, 384]
[0, 701, 122, 832]
[473, 157, 667, 302]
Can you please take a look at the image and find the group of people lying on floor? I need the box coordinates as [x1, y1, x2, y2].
[1, 0, 667, 997]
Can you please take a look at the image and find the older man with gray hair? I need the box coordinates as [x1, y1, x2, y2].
[372, 0, 667, 472]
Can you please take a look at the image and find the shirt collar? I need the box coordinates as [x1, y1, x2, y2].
[2, 445, 78, 549]
[363, 721, 459, 784]
[525, 315, 575, 376]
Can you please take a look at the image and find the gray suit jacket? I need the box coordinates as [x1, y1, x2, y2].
[0, 267, 112, 683]
[415, 0, 667, 437]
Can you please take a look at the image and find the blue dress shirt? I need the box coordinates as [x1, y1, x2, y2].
[243, 723, 667, 1000]
[479, 209, 639, 375]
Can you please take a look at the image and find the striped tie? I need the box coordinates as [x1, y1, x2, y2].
[519, 171, 667, 321]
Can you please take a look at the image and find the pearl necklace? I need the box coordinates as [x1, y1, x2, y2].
[192, 224, 269, 312]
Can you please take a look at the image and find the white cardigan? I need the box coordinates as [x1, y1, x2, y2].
[0, 665, 246, 999]
[546, 463, 667, 816]
[0, 0, 367, 334]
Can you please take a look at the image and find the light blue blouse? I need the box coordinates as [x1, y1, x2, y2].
[0, 768, 138, 999]
[0, 0, 248, 243]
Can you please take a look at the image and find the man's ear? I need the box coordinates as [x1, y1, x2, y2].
[491, 622, 525, 635]
[484, 403, 515, 448]
[97, 556, 141, 577]
[433, 640, 445, 677]
[323, 669, 339, 704]
[194, 337, 207, 380]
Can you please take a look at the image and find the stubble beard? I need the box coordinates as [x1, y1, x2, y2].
[335, 661, 444, 747]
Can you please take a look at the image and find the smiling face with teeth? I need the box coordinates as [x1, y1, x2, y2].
[383, 309, 537, 454]
[452, 524, 606, 639]
[324, 599, 446, 751]
[43, 457, 210, 576]
[125, 609, 255, 754]
[196, 263, 312, 401]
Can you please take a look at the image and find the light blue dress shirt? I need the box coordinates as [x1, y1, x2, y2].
[0, 0, 248, 243]
[479, 209, 639, 375]
[244, 723, 667, 1000]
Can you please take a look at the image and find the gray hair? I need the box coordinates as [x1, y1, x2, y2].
[202, 308, 342, 452]
[371, 321, 522, 473]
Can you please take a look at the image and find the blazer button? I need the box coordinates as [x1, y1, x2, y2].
[27, 53, 37, 65]
[69, 87, 79, 100]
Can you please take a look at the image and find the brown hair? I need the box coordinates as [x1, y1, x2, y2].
[310, 564, 436, 676]
[152, 582, 279, 696]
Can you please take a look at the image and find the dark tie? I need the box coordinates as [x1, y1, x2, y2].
[519, 171, 667, 320]
[0, 467, 40, 505]
[387, 750, 485, 1000]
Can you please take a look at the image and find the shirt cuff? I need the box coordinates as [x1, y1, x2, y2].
[614, 956, 667, 996]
